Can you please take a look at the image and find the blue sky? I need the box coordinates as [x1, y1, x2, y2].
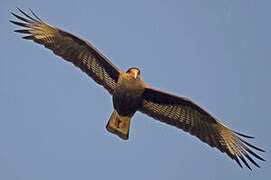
[1, 0, 270, 179]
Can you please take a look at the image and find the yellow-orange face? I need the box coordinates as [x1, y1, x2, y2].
[126, 68, 140, 79]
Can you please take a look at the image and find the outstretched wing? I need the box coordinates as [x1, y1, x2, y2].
[10, 8, 120, 94]
[139, 88, 265, 170]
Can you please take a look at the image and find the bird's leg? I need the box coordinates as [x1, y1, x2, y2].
[119, 119, 126, 128]
[106, 110, 131, 140]
[114, 117, 122, 128]
[113, 117, 126, 129]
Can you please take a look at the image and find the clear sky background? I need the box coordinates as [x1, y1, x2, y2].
[1, 0, 270, 179]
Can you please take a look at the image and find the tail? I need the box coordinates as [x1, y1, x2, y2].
[106, 110, 131, 140]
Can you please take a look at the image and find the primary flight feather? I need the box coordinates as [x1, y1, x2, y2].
[10, 8, 265, 170]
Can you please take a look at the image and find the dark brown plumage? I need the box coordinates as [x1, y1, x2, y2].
[10, 8, 265, 170]
[10, 8, 120, 94]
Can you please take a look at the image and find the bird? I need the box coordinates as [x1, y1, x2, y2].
[10, 8, 264, 170]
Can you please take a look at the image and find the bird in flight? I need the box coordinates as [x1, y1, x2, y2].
[10, 8, 264, 170]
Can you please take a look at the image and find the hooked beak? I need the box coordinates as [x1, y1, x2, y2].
[128, 69, 139, 79]
[133, 71, 138, 79]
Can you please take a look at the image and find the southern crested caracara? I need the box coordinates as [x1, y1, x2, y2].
[10, 8, 265, 170]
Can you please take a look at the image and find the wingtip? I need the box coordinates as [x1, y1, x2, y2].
[9, 20, 20, 26]
[258, 148, 265, 153]
[232, 130, 255, 139]
[16, 7, 24, 13]
[14, 29, 32, 34]
[29, 8, 43, 22]
[22, 35, 35, 40]
[16, 7, 23, 14]
[11, 12, 17, 17]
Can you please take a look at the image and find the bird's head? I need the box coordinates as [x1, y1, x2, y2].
[126, 67, 141, 79]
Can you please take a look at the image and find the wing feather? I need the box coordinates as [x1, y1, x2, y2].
[139, 88, 265, 169]
[10, 8, 120, 94]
